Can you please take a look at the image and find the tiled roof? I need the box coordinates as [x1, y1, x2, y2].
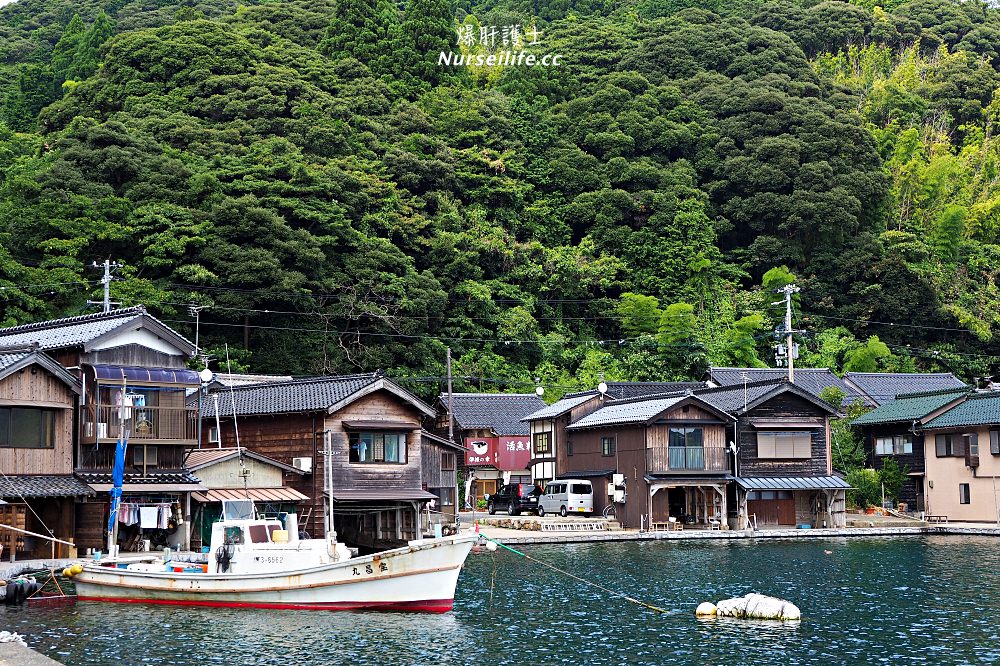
[844, 372, 968, 405]
[603, 381, 707, 399]
[0, 349, 82, 391]
[0, 306, 193, 352]
[851, 388, 970, 426]
[76, 470, 203, 486]
[522, 392, 598, 421]
[206, 373, 293, 389]
[735, 475, 851, 490]
[922, 391, 1000, 429]
[0, 475, 95, 498]
[444, 393, 546, 435]
[204, 374, 383, 417]
[691, 379, 839, 416]
[0, 351, 33, 371]
[567, 396, 687, 430]
[707, 367, 871, 406]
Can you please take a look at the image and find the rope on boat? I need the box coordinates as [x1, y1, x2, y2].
[478, 534, 672, 615]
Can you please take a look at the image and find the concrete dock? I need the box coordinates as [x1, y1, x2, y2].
[0, 642, 62, 666]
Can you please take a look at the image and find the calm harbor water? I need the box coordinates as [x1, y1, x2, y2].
[3, 535, 999, 665]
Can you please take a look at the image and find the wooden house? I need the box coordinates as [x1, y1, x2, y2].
[852, 388, 971, 512]
[202, 374, 438, 551]
[694, 379, 848, 528]
[0, 348, 90, 560]
[419, 430, 464, 525]
[564, 394, 735, 529]
[0, 307, 203, 552]
[184, 447, 310, 549]
[436, 392, 546, 506]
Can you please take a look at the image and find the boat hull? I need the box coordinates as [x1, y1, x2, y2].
[73, 534, 476, 612]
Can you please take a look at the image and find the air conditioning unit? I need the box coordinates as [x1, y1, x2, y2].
[292, 457, 313, 473]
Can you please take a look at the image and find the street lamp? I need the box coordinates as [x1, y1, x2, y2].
[598, 372, 608, 395]
[197, 368, 214, 449]
[534, 378, 544, 397]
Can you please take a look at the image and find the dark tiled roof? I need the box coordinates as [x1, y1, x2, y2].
[0, 351, 33, 370]
[735, 475, 851, 490]
[205, 374, 383, 417]
[707, 367, 871, 406]
[844, 372, 968, 405]
[75, 470, 203, 486]
[691, 379, 839, 416]
[0, 306, 193, 352]
[0, 350, 82, 392]
[604, 381, 708, 399]
[556, 469, 615, 479]
[851, 388, 970, 426]
[0, 475, 95, 498]
[922, 392, 1000, 429]
[444, 393, 546, 435]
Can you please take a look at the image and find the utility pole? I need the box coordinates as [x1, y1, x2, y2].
[189, 304, 207, 361]
[773, 284, 801, 382]
[446, 347, 454, 442]
[88, 260, 121, 313]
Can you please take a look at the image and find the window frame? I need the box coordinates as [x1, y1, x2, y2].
[875, 435, 913, 456]
[991, 430, 1000, 456]
[757, 431, 811, 459]
[440, 451, 456, 471]
[935, 434, 964, 458]
[601, 436, 616, 457]
[533, 431, 551, 455]
[0, 407, 57, 449]
[959, 483, 971, 505]
[348, 432, 408, 464]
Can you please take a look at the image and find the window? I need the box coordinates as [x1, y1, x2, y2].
[601, 436, 616, 457]
[935, 434, 965, 457]
[991, 430, 1000, 456]
[757, 432, 811, 459]
[441, 451, 456, 471]
[566, 438, 574, 456]
[349, 432, 407, 463]
[960, 483, 971, 504]
[875, 436, 913, 456]
[432, 486, 455, 506]
[967, 434, 979, 456]
[533, 431, 551, 455]
[208, 426, 220, 444]
[133, 445, 158, 467]
[0, 407, 56, 449]
[668, 427, 705, 469]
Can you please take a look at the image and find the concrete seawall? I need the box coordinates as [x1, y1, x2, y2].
[0, 642, 62, 665]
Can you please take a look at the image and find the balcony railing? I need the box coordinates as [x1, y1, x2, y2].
[648, 446, 730, 473]
[82, 404, 199, 443]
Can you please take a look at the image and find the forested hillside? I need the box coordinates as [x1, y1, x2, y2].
[0, 0, 998, 398]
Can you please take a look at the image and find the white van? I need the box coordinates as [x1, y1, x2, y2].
[538, 479, 594, 517]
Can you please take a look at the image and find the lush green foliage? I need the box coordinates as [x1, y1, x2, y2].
[0, 0, 999, 399]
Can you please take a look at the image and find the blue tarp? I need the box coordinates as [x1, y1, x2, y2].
[107, 437, 128, 536]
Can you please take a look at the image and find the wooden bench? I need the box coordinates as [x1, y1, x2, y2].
[651, 521, 683, 531]
[926, 514, 949, 524]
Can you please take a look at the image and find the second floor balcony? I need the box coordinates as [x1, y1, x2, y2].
[81, 403, 199, 444]
[648, 446, 730, 474]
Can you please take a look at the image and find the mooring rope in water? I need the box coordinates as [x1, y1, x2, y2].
[479, 534, 672, 615]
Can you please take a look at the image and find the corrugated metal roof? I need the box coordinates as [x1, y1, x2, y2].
[93, 365, 199, 385]
[567, 396, 686, 430]
[645, 474, 734, 484]
[523, 393, 597, 421]
[184, 448, 305, 474]
[193, 487, 309, 503]
[555, 469, 615, 479]
[0, 475, 95, 498]
[330, 489, 436, 501]
[922, 392, 1000, 429]
[735, 476, 852, 490]
[851, 388, 970, 426]
[444, 393, 546, 435]
[845, 372, 967, 405]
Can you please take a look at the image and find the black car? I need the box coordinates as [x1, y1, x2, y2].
[487, 483, 543, 516]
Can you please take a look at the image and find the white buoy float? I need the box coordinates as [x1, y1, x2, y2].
[695, 593, 800, 621]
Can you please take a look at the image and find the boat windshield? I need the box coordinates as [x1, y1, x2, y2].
[222, 499, 254, 520]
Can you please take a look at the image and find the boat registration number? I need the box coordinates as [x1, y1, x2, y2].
[255, 556, 285, 564]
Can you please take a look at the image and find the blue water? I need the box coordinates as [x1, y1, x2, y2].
[2, 535, 998, 665]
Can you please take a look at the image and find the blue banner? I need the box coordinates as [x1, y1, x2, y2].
[107, 437, 127, 536]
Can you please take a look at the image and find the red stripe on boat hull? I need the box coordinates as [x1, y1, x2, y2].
[77, 595, 454, 613]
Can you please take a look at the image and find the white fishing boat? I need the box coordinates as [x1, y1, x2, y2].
[71, 507, 476, 612]
[70, 378, 477, 612]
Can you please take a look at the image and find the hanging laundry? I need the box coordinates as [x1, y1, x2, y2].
[139, 506, 158, 529]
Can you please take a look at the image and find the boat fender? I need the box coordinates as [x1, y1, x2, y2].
[695, 602, 717, 617]
[485, 540, 498, 552]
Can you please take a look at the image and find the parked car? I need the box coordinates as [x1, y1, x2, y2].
[487, 483, 542, 516]
[538, 479, 594, 517]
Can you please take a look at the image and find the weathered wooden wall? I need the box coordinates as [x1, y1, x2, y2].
[0, 365, 75, 475]
[738, 394, 830, 477]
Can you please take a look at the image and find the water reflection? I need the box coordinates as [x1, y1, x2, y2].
[4, 535, 1000, 665]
